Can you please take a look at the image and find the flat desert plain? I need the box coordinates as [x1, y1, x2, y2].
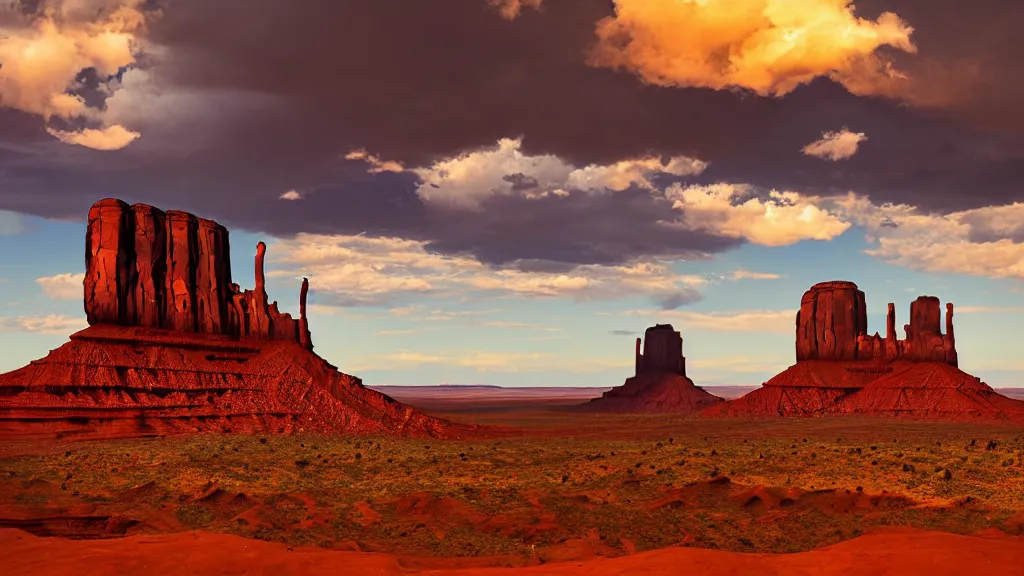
[2, 386, 1024, 574]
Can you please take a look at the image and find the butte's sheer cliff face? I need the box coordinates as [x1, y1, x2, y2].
[705, 281, 1023, 420]
[795, 281, 957, 366]
[0, 199, 472, 440]
[84, 199, 312, 348]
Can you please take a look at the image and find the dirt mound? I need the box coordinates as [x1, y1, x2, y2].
[0, 325, 472, 439]
[5, 527, 1024, 575]
[702, 361, 878, 417]
[579, 372, 723, 413]
[836, 362, 1024, 420]
[705, 361, 1024, 420]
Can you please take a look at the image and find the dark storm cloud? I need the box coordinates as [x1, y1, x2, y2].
[852, 0, 1024, 132]
[421, 188, 742, 269]
[0, 0, 1022, 266]
[502, 173, 540, 191]
[252, 177, 743, 270]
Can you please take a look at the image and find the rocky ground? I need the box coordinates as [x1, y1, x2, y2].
[2, 412, 1022, 569]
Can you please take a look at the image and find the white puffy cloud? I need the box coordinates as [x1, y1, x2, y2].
[666, 183, 851, 246]
[802, 129, 868, 161]
[345, 137, 848, 249]
[45, 125, 140, 151]
[35, 272, 85, 300]
[0, 314, 87, 334]
[835, 194, 1024, 279]
[267, 233, 779, 308]
[347, 137, 707, 208]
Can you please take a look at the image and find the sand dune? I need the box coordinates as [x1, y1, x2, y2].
[4, 528, 1022, 576]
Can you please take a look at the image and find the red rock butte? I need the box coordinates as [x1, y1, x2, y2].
[705, 281, 1024, 420]
[578, 324, 723, 413]
[0, 199, 472, 440]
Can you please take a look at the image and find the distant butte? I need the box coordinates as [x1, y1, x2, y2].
[705, 281, 1024, 420]
[0, 199, 475, 440]
[578, 324, 723, 413]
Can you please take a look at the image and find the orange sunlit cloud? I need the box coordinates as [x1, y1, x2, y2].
[0, 1, 150, 150]
[567, 0, 917, 98]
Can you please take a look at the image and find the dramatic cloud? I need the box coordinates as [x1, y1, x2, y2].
[279, 190, 302, 201]
[666, 183, 851, 246]
[354, 137, 708, 209]
[0, 313, 87, 334]
[586, 0, 916, 98]
[0, 0, 1020, 247]
[802, 129, 868, 161]
[268, 233, 719, 309]
[45, 125, 140, 150]
[35, 272, 85, 300]
[337, 138, 847, 267]
[269, 232, 778, 313]
[837, 194, 1024, 279]
[0, 0, 153, 149]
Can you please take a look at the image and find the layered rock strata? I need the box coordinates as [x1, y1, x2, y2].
[0, 199, 476, 440]
[795, 282, 957, 365]
[84, 198, 310, 349]
[705, 280, 1023, 420]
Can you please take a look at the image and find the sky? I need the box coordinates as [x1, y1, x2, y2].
[1, 0, 1024, 389]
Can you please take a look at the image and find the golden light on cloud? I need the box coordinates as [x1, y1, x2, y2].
[802, 128, 868, 161]
[45, 125, 141, 151]
[585, 0, 916, 97]
[0, 1, 150, 149]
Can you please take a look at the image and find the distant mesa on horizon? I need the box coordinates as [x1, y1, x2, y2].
[577, 323, 724, 413]
[705, 280, 1024, 421]
[0, 198, 478, 441]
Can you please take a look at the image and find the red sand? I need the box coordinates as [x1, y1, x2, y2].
[4, 528, 1023, 575]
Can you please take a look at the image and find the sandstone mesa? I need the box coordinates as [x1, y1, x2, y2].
[0, 199, 472, 440]
[706, 281, 1024, 420]
[578, 324, 724, 413]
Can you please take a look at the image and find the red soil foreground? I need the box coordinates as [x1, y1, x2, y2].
[4, 527, 1023, 575]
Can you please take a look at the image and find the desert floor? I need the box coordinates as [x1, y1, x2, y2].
[2, 389, 1024, 574]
